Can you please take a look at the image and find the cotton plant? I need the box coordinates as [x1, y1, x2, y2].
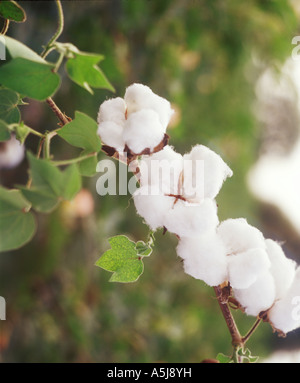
[96, 83, 300, 363]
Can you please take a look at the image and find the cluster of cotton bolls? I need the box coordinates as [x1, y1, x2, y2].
[97, 83, 300, 336]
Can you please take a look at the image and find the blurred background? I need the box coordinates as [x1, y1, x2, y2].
[0, 0, 300, 362]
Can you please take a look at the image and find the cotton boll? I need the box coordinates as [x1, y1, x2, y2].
[139, 145, 183, 194]
[163, 198, 219, 238]
[97, 121, 125, 152]
[97, 97, 126, 126]
[233, 271, 276, 316]
[217, 218, 266, 255]
[268, 267, 300, 334]
[183, 145, 233, 201]
[228, 248, 271, 289]
[124, 83, 174, 129]
[123, 109, 165, 154]
[176, 231, 228, 286]
[0, 135, 25, 170]
[133, 185, 174, 231]
[265, 239, 297, 300]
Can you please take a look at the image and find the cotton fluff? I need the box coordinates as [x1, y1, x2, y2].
[124, 83, 174, 129]
[227, 248, 271, 289]
[176, 231, 228, 286]
[123, 109, 165, 154]
[182, 145, 233, 202]
[0, 135, 25, 170]
[265, 239, 297, 300]
[139, 145, 183, 194]
[268, 267, 300, 334]
[133, 185, 174, 231]
[97, 97, 126, 126]
[233, 271, 276, 316]
[97, 121, 125, 152]
[163, 198, 219, 238]
[217, 218, 266, 255]
[97, 97, 126, 151]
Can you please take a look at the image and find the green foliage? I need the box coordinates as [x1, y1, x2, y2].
[57, 111, 101, 152]
[0, 187, 36, 252]
[20, 153, 82, 213]
[96, 235, 152, 283]
[0, 119, 11, 141]
[13, 121, 31, 144]
[0, 88, 20, 124]
[0, 0, 26, 23]
[65, 50, 115, 94]
[0, 58, 61, 101]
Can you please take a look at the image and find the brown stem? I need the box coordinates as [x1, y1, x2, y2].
[242, 318, 262, 344]
[213, 285, 243, 347]
[46, 97, 70, 126]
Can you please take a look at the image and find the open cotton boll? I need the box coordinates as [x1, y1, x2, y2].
[123, 109, 165, 154]
[133, 185, 174, 231]
[0, 135, 25, 170]
[97, 121, 125, 152]
[124, 83, 174, 129]
[217, 218, 266, 255]
[176, 231, 228, 286]
[139, 145, 183, 194]
[163, 198, 219, 238]
[227, 248, 271, 289]
[265, 239, 297, 300]
[182, 145, 233, 201]
[233, 271, 276, 316]
[268, 267, 300, 334]
[97, 97, 126, 126]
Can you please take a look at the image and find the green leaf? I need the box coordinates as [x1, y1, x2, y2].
[0, 88, 20, 124]
[3, 35, 46, 63]
[0, 119, 11, 141]
[0, 187, 36, 252]
[27, 152, 64, 196]
[237, 347, 259, 363]
[77, 150, 98, 177]
[0, 186, 31, 213]
[216, 353, 233, 363]
[13, 121, 31, 144]
[19, 187, 60, 213]
[95, 235, 146, 283]
[0, 1, 26, 22]
[61, 164, 82, 200]
[0, 58, 60, 101]
[65, 51, 114, 94]
[135, 240, 152, 257]
[57, 111, 101, 152]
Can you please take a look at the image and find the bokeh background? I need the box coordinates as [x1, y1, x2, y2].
[1, 0, 300, 362]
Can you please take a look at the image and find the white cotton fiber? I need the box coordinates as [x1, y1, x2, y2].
[0, 135, 25, 170]
[97, 97, 126, 126]
[227, 248, 271, 289]
[133, 185, 174, 231]
[217, 218, 266, 255]
[123, 109, 165, 154]
[97, 120, 125, 152]
[265, 239, 297, 300]
[138, 145, 183, 194]
[163, 198, 219, 238]
[176, 231, 229, 286]
[233, 271, 276, 316]
[183, 145, 233, 201]
[124, 83, 174, 129]
[268, 267, 300, 334]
